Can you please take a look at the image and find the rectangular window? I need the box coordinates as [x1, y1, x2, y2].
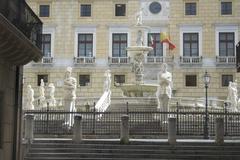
[80, 4, 91, 17]
[222, 75, 233, 87]
[42, 34, 51, 57]
[221, 2, 232, 15]
[185, 2, 197, 15]
[185, 75, 197, 87]
[183, 33, 199, 56]
[114, 75, 125, 85]
[39, 5, 50, 17]
[115, 4, 126, 16]
[148, 33, 163, 57]
[79, 75, 90, 86]
[112, 33, 127, 57]
[37, 74, 48, 86]
[219, 32, 235, 56]
[78, 34, 93, 57]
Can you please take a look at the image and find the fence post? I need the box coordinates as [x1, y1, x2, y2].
[120, 115, 129, 144]
[24, 114, 34, 143]
[176, 102, 179, 135]
[215, 117, 224, 145]
[46, 102, 49, 134]
[224, 102, 228, 136]
[73, 115, 82, 143]
[168, 117, 176, 145]
[93, 102, 96, 134]
[126, 102, 129, 115]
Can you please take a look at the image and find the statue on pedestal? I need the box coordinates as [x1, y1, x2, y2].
[228, 81, 238, 111]
[156, 63, 172, 111]
[63, 67, 77, 127]
[48, 83, 56, 107]
[26, 85, 34, 110]
[38, 79, 46, 108]
[103, 69, 111, 92]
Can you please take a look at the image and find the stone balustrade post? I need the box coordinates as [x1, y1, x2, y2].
[120, 115, 129, 144]
[215, 117, 224, 145]
[73, 115, 82, 143]
[168, 117, 176, 145]
[24, 114, 34, 143]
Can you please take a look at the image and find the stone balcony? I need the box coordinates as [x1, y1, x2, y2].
[108, 56, 131, 65]
[216, 56, 236, 65]
[74, 56, 95, 64]
[179, 56, 202, 65]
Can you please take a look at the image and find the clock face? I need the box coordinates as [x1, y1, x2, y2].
[149, 2, 162, 14]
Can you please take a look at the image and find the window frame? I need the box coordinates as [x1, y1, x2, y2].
[42, 34, 51, 57]
[114, 75, 126, 85]
[112, 33, 128, 57]
[79, 74, 91, 87]
[39, 4, 50, 17]
[185, 2, 197, 16]
[115, 4, 126, 16]
[147, 33, 163, 57]
[221, 1, 232, 15]
[183, 33, 199, 57]
[219, 32, 235, 57]
[80, 4, 92, 17]
[180, 26, 202, 57]
[78, 33, 93, 57]
[37, 74, 48, 86]
[221, 74, 233, 87]
[185, 75, 197, 87]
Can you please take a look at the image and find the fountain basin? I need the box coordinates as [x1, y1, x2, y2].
[116, 83, 159, 97]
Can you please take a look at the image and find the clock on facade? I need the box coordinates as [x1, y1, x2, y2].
[149, 1, 162, 14]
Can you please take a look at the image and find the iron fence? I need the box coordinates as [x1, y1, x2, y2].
[23, 108, 240, 137]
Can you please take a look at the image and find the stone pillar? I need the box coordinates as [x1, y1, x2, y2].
[215, 117, 224, 145]
[73, 115, 82, 143]
[168, 117, 176, 145]
[120, 115, 129, 144]
[24, 114, 34, 142]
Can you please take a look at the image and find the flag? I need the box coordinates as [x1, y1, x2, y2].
[160, 32, 176, 50]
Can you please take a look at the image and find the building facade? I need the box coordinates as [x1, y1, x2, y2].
[23, 0, 240, 103]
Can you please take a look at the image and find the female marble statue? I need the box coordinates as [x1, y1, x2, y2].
[26, 85, 34, 110]
[38, 79, 46, 108]
[156, 63, 172, 111]
[103, 69, 111, 92]
[63, 67, 77, 127]
[48, 83, 56, 107]
[228, 81, 238, 111]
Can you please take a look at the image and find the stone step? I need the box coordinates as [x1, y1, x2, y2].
[24, 153, 240, 160]
[28, 147, 240, 154]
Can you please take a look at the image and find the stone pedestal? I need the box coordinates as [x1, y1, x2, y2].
[64, 99, 76, 127]
[168, 117, 176, 145]
[215, 117, 224, 145]
[120, 115, 129, 144]
[24, 114, 34, 142]
[73, 115, 82, 143]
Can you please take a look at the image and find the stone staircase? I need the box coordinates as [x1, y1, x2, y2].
[24, 139, 240, 160]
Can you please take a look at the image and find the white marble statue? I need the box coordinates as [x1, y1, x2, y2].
[228, 81, 238, 111]
[135, 8, 143, 25]
[26, 85, 34, 110]
[63, 67, 77, 127]
[48, 83, 56, 107]
[136, 30, 144, 46]
[38, 79, 46, 108]
[104, 69, 111, 92]
[156, 63, 172, 111]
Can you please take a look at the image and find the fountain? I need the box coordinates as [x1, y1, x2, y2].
[116, 8, 159, 97]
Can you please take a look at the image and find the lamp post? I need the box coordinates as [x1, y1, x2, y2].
[203, 71, 210, 139]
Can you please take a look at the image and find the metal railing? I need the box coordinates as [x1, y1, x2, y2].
[108, 57, 130, 64]
[0, 0, 42, 49]
[216, 56, 236, 65]
[23, 108, 240, 137]
[74, 57, 95, 64]
[145, 56, 174, 64]
[180, 56, 202, 64]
